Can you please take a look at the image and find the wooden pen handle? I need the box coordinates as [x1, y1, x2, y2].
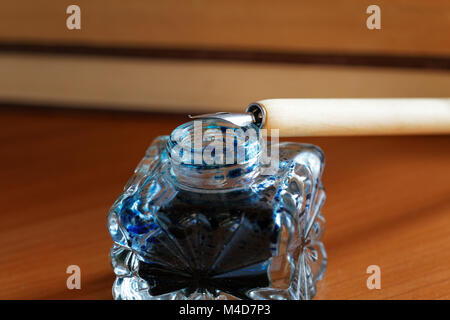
[255, 98, 450, 137]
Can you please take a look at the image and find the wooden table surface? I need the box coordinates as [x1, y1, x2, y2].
[0, 106, 449, 300]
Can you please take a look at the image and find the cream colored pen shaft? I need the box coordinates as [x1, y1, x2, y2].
[255, 98, 450, 137]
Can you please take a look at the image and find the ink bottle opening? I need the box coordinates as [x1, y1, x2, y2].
[108, 118, 327, 300]
[167, 118, 262, 190]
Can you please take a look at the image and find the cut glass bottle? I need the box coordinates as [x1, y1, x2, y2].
[108, 118, 326, 300]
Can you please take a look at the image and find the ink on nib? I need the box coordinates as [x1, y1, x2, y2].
[108, 118, 327, 300]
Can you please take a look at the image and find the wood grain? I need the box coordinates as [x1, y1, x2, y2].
[1, 1, 449, 56]
[0, 106, 449, 299]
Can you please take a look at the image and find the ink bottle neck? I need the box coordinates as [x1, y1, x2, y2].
[167, 118, 262, 190]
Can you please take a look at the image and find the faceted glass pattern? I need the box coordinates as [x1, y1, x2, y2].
[108, 119, 326, 300]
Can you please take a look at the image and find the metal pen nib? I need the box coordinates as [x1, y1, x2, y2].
[188, 103, 266, 129]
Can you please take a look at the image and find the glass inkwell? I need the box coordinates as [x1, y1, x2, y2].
[107, 103, 327, 300]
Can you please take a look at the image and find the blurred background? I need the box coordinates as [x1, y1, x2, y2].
[0, 1, 449, 299]
[0, 0, 449, 111]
